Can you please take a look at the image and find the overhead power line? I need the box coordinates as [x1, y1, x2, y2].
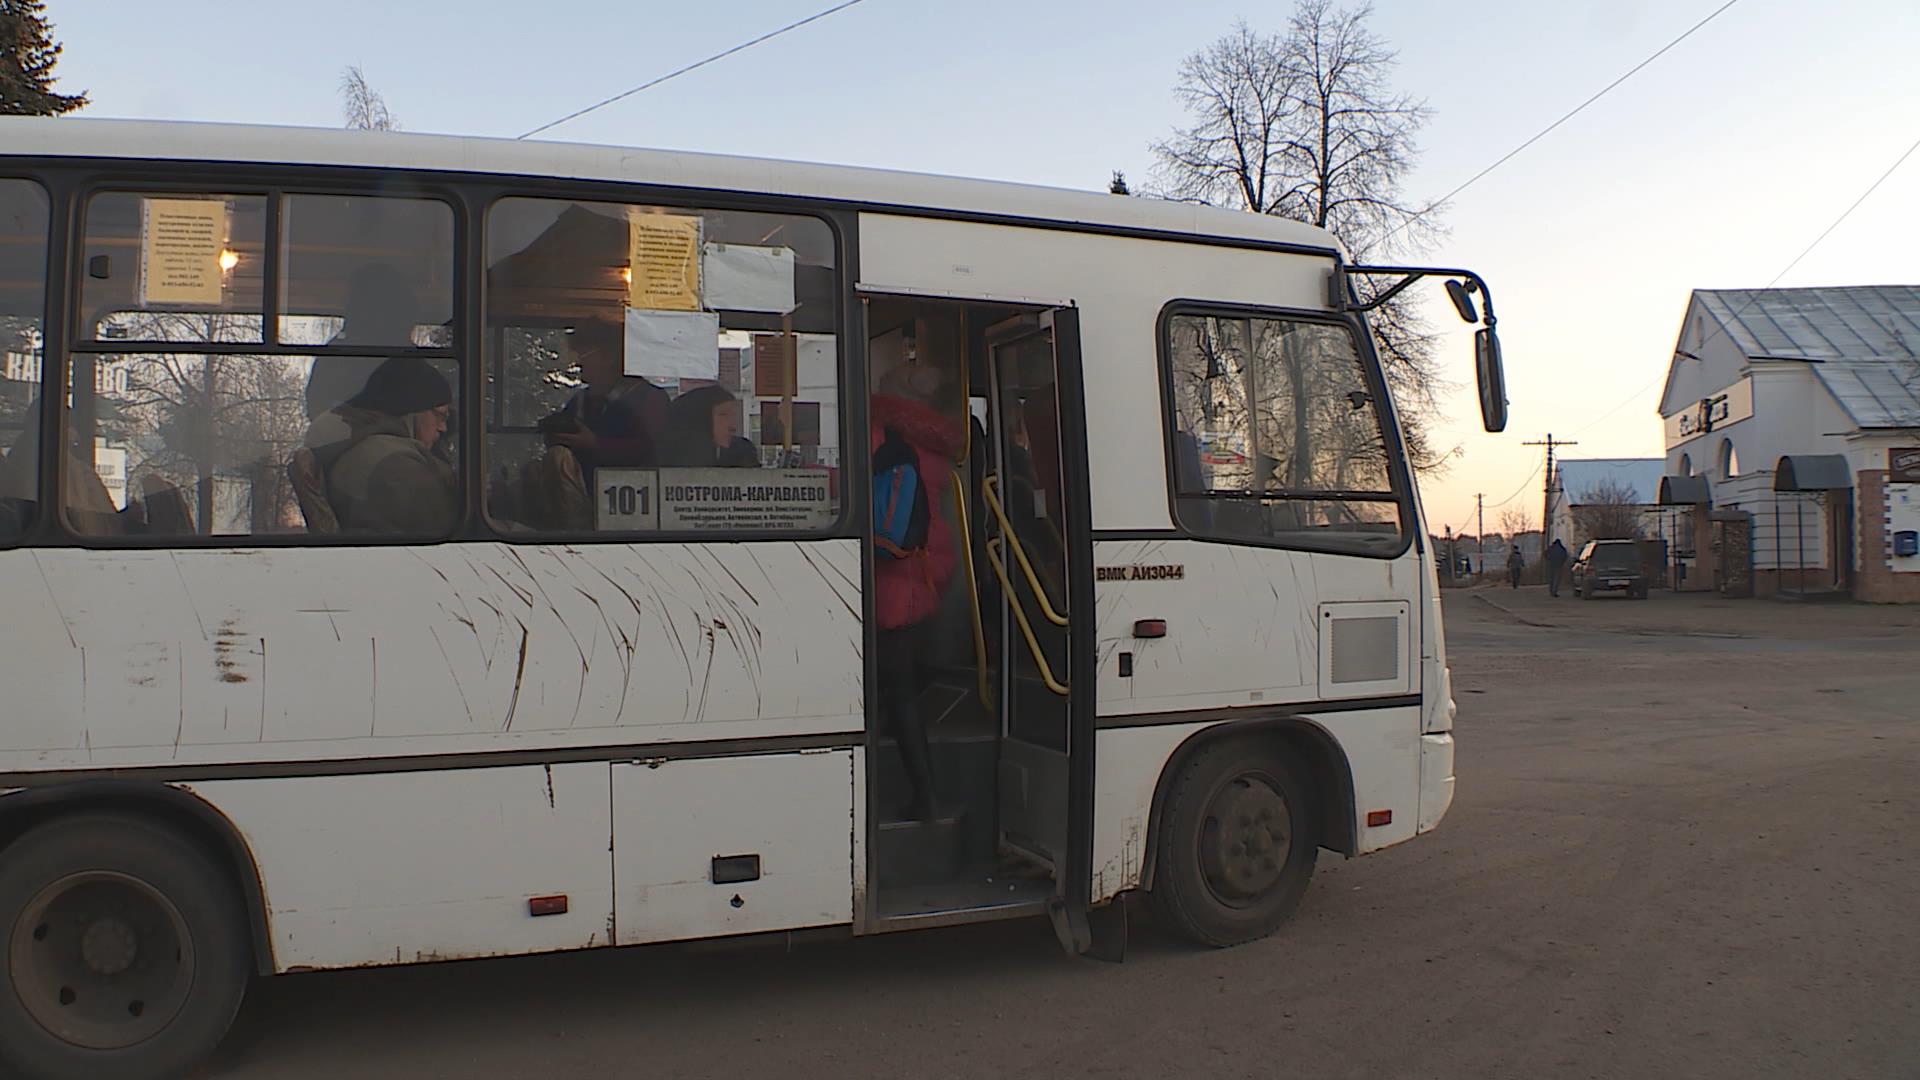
[1569, 129, 1920, 437]
[517, 0, 872, 140]
[1484, 457, 1544, 509]
[1390, 0, 1742, 243]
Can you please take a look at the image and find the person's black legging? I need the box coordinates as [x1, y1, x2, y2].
[876, 622, 938, 819]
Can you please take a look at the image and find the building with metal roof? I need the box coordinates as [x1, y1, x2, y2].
[1547, 457, 1668, 552]
[1656, 286, 1920, 601]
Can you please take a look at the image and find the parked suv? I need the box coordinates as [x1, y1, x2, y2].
[1571, 539, 1648, 599]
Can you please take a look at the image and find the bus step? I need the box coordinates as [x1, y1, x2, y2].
[875, 812, 968, 889]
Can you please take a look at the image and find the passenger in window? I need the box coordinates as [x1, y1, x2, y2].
[870, 361, 965, 821]
[665, 385, 758, 468]
[318, 357, 459, 536]
[304, 264, 420, 444]
[1, 404, 124, 536]
[540, 319, 668, 473]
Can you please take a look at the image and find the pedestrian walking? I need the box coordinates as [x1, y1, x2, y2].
[1545, 538, 1569, 597]
[1507, 544, 1525, 589]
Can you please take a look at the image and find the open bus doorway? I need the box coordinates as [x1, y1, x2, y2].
[862, 294, 1091, 936]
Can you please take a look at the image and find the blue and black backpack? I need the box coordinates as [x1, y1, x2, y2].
[872, 428, 930, 559]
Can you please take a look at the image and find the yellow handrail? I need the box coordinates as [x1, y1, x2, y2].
[950, 470, 991, 708]
[985, 536, 1069, 696]
[980, 473, 1068, 627]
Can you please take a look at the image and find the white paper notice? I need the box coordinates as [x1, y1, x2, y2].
[139, 199, 227, 306]
[624, 308, 721, 380]
[703, 243, 796, 313]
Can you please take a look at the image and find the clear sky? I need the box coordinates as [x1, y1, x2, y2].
[41, 0, 1920, 533]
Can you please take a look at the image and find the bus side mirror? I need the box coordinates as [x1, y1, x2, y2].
[1445, 279, 1479, 324]
[1476, 328, 1508, 433]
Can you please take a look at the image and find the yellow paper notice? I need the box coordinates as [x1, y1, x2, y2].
[140, 199, 227, 306]
[627, 212, 701, 311]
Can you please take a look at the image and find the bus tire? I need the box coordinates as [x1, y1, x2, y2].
[0, 813, 250, 1080]
[1148, 738, 1318, 947]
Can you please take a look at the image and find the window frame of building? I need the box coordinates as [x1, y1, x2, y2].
[477, 192, 849, 544]
[57, 174, 467, 548]
[1155, 301, 1415, 560]
[0, 176, 52, 548]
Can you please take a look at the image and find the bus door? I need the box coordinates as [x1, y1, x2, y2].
[982, 307, 1096, 952]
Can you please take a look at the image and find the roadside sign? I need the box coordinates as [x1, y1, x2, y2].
[1889, 448, 1920, 484]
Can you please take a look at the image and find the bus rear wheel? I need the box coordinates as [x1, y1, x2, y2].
[1149, 739, 1318, 947]
[0, 814, 250, 1080]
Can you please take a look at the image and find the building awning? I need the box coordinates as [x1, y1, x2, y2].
[1773, 454, 1853, 491]
[1659, 475, 1712, 505]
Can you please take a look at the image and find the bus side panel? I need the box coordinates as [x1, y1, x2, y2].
[1090, 705, 1425, 905]
[186, 763, 614, 972]
[1092, 539, 1420, 715]
[0, 541, 863, 772]
[1091, 722, 1212, 901]
[1089, 536, 1427, 903]
[611, 750, 853, 946]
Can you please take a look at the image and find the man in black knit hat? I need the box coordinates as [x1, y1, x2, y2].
[321, 357, 459, 536]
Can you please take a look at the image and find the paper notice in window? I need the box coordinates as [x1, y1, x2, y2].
[624, 308, 720, 380]
[627, 211, 702, 311]
[139, 199, 227, 306]
[703, 243, 795, 313]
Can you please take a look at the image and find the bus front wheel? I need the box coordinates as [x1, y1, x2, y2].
[1149, 739, 1319, 947]
[0, 813, 250, 1080]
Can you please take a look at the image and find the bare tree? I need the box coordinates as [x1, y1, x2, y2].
[1498, 507, 1534, 543]
[1891, 355, 1920, 429]
[83, 312, 308, 534]
[1572, 478, 1645, 541]
[340, 65, 399, 131]
[1151, 2, 1449, 470]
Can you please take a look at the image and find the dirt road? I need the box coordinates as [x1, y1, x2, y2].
[204, 591, 1920, 1079]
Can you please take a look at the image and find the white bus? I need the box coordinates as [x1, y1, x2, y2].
[0, 119, 1506, 1080]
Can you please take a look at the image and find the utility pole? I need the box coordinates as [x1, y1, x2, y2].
[1524, 434, 1578, 546]
[1475, 493, 1485, 577]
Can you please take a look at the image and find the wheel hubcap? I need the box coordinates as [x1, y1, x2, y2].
[9, 872, 195, 1050]
[1199, 774, 1292, 906]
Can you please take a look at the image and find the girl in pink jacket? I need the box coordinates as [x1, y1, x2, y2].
[870, 364, 964, 820]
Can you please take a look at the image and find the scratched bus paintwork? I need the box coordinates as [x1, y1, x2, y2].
[0, 540, 865, 768]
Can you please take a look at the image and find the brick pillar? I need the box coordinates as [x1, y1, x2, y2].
[1856, 470, 1920, 603]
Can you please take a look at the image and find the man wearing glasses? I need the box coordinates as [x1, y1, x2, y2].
[321, 356, 461, 536]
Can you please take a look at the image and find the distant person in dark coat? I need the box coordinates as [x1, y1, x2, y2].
[1507, 544, 1525, 589]
[1545, 539, 1570, 596]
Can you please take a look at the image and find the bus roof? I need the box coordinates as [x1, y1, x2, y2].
[1, 118, 1339, 253]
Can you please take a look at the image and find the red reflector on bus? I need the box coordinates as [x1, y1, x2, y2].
[1133, 619, 1167, 639]
[1366, 810, 1392, 827]
[528, 895, 569, 917]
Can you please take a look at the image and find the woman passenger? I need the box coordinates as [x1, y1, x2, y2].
[665, 385, 759, 468]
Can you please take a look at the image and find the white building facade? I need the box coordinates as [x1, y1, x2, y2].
[1657, 286, 1920, 601]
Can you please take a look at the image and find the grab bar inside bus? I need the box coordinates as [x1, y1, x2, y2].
[984, 536, 1069, 696]
[980, 473, 1068, 627]
[950, 469, 991, 707]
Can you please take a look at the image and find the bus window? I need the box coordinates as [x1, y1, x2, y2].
[79, 193, 267, 344]
[482, 197, 839, 536]
[277, 193, 454, 350]
[63, 190, 462, 540]
[0, 179, 50, 542]
[1163, 310, 1404, 555]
